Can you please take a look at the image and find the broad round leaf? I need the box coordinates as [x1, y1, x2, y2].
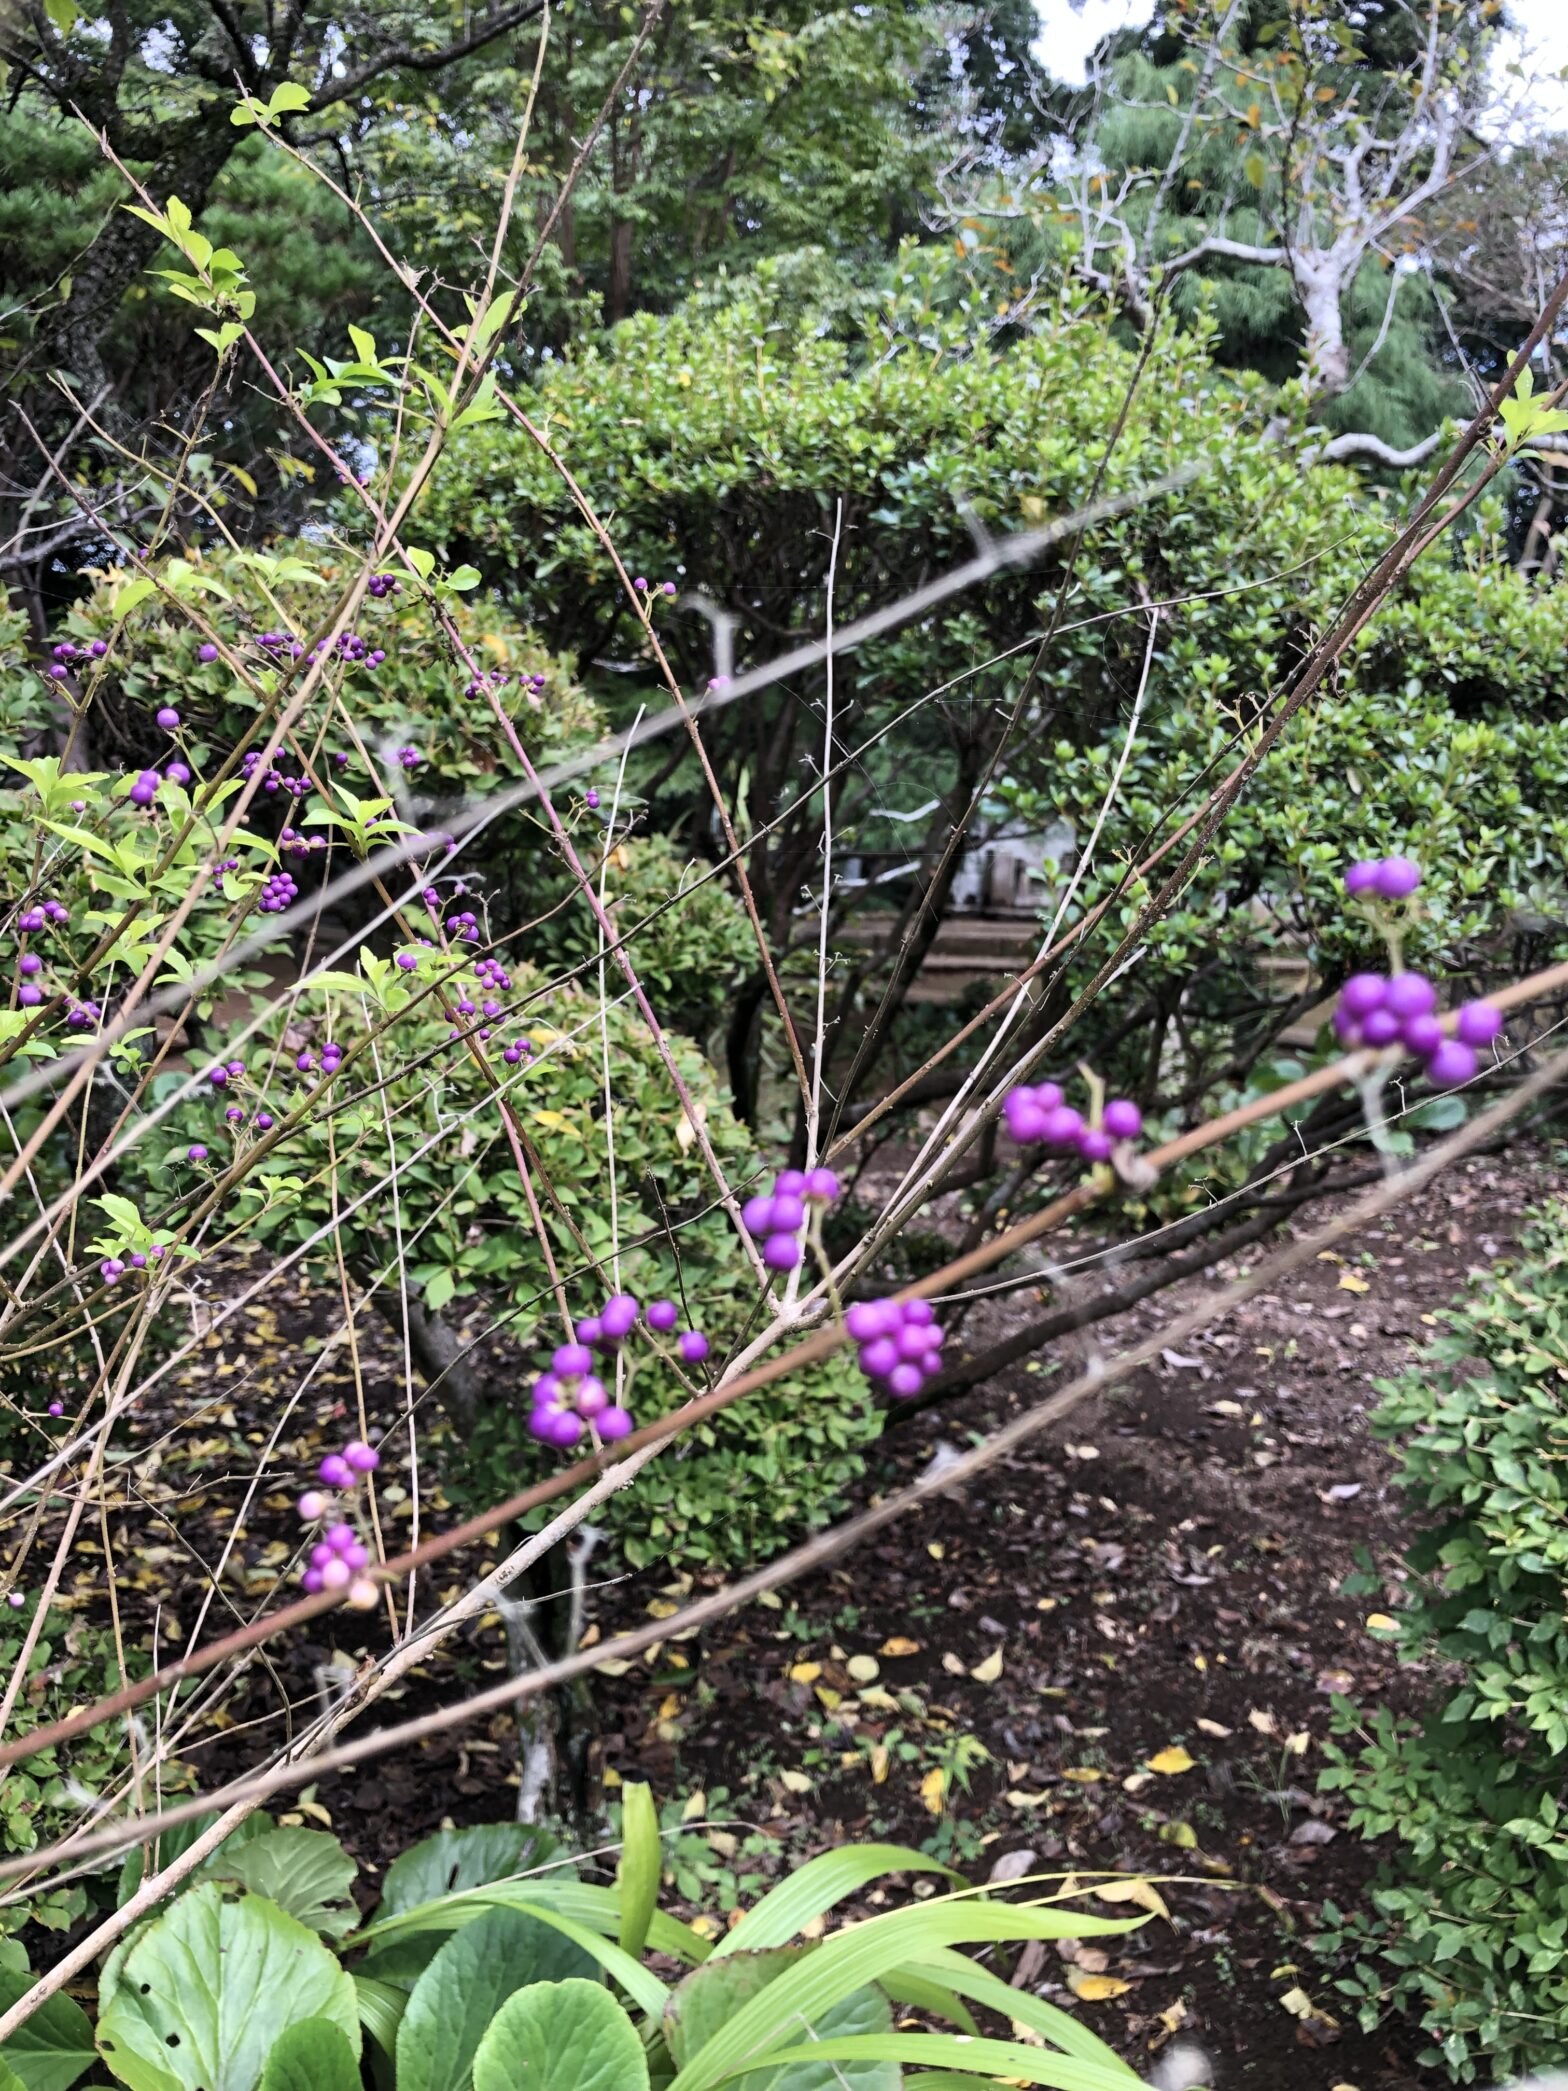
[259, 2019, 360, 2091]
[0, 1967, 94, 2091]
[378, 1824, 568, 1919]
[472, 1979, 648, 2091]
[95, 1886, 359, 2091]
[207, 1828, 358, 1940]
[395, 1905, 600, 2091]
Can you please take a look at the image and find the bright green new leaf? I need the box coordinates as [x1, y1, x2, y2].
[472, 1980, 648, 2091]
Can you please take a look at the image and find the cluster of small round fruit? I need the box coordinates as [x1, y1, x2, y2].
[1002, 1082, 1142, 1162]
[257, 869, 299, 914]
[1333, 972, 1502, 1086]
[741, 1167, 840, 1272]
[241, 748, 316, 797]
[1344, 855, 1422, 901]
[296, 1438, 381, 1601]
[99, 1246, 168, 1285]
[279, 827, 327, 858]
[366, 573, 401, 600]
[845, 1296, 945, 1400]
[527, 1296, 710, 1450]
[45, 638, 109, 678]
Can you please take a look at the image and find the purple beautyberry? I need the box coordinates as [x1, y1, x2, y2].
[585, 789, 600, 809]
[600, 1293, 640, 1341]
[344, 1439, 380, 1473]
[1374, 856, 1422, 900]
[1384, 972, 1436, 1020]
[1102, 1099, 1142, 1141]
[156, 706, 181, 730]
[1077, 1126, 1114, 1163]
[1427, 1038, 1479, 1087]
[298, 1491, 327, 1520]
[17, 954, 40, 977]
[741, 1194, 776, 1236]
[803, 1167, 839, 1201]
[187, 1143, 209, 1162]
[318, 1453, 353, 1488]
[678, 1330, 710, 1364]
[1361, 1008, 1401, 1048]
[1401, 1013, 1444, 1058]
[1455, 1000, 1503, 1047]
[552, 1342, 594, 1379]
[646, 1299, 678, 1332]
[763, 1231, 801, 1271]
[598, 1405, 634, 1440]
[1339, 973, 1388, 1019]
[1344, 860, 1380, 896]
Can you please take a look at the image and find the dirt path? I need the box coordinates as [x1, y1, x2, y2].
[591, 1145, 1564, 2088]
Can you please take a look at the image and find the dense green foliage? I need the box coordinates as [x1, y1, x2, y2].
[0, 1805, 1141, 2090]
[1320, 1203, 1568, 2080]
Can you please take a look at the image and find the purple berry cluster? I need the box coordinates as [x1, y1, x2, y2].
[445, 908, 480, 944]
[45, 637, 108, 679]
[279, 826, 326, 858]
[298, 1438, 380, 1601]
[128, 768, 161, 808]
[527, 1295, 710, 1452]
[396, 745, 422, 771]
[1003, 1082, 1142, 1163]
[366, 573, 401, 599]
[17, 897, 68, 933]
[296, 1039, 344, 1078]
[465, 669, 549, 700]
[631, 577, 678, 598]
[742, 1167, 840, 1273]
[99, 1245, 165, 1285]
[1334, 972, 1502, 1086]
[258, 870, 298, 914]
[845, 1296, 945, 1400]
[1345, 856, 1422, 902]
[242, 748, 316, 797]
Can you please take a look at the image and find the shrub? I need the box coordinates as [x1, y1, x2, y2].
[0, 1801, 1145, 2090]
[1319, 1200, 1568, 2081]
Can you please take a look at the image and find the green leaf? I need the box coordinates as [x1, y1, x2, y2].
[617, 1781, 661, 1960]
[259, 2019, 360, 2091]
[376, 1822, 565, 1920]
[715, 1847, 958, 1958]
[664, 1901, 1133, 2091]
[115, 1811, 274, 1908]
[665, 1949, 895, 2091]
[96, 1886, 359, 2091]
[396, 1906, 599, 2091]
[206, 1828, 358, 1940]
[354, 1976, 407, 2057]
[43, 0, 79, 34]
[472, 1980, 649, 2091]
[0, 1967, 94, 2091]
[758, 2035, 1134, 2089]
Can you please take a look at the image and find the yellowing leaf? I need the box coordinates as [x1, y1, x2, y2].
[681, 1790, 707, 1822]
[1366, 1612, 1398, 1632]
[646, 1597, 679, 1620]
[1146, 1746, 1195, 1775]
[880, 1636, 920, 1657]
[788, 1661, 822, 1684]
[1095, 1878, 1169, 1920]
[846, 1654, 880, 1683]
[1005, 1789, 1051, 1808]
[815, 1685, 843, 1711]
[1337, 1271, 1370, 1293]
[1062, 1767, 1104, 1784]
[1247, 1708, 1276, 1735]
[1161, 1821, 1197, 1849]
[779, 1769, 812, 1794]
[869, 1745, 890, 1785]
[927, 1542, 945, 1560]
[1066, 1970, 1130, 2001]
[941, 1653, 967, 1676]
[919, 1767, 946, 1816]
[970, 1648, 1004, 1684]
[1279, 1986, 1313, 2019]
[1196, 1718, 1232, 1738]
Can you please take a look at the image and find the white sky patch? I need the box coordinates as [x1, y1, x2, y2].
[1032, 0, 1568, 132]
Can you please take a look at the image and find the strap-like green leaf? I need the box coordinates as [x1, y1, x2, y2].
[358, 1878, 707, 1966]
[617, 1782, 661, 1961]
[666, 1902, 1135, 2091]
[714, 1847, 960, 1959]
[905, 1948, 1137, 2072]
[736, 2034, 1140, 2091]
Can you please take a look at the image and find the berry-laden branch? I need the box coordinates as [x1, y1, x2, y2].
[4, 1025, 1563, 1924]
[6, 908, 1565, 1780]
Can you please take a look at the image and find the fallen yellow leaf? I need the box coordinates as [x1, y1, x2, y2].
[869, 1745, 890, 1784]
[879, 1636, 920, 1658]
[919, 1767, 946, 1816]
[1005, 1789, 1051, 1808]
[681, 1790, 707, 1822]
[1146, 1746, 1195, 1775]
[1366, 1612, 1398, 1632]
[1160, 1822, 1197, 1849]
[1338, 1271, 1370, 1293]
[788, 1660, 822, 1684]
[1159, 2000, 1188, 2035]
[970, 1648, 1004, 1684]
[1062, 1767, 1104, 1784]
[941, 1652, 967, 1676]
[1066, 1970, 1130, 2001]
[815, 1685, 843, 1711]
[847, 1654, 880, 1683]
[1279, 1986, 1313, 2018]
[779, 1769, 813, 1794]
[1095, 1878, 1169, 1920]
[1196, 1718, 1232, 1738]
